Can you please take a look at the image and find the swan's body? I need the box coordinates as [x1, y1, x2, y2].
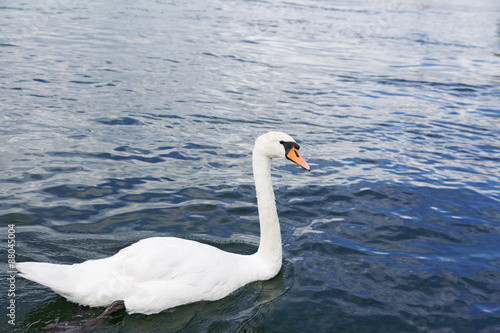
[17, 132, 310, 315]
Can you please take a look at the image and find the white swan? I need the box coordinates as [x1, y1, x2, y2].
[17, 132, 310, 316]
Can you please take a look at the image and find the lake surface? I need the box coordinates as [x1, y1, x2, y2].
[1, 0, 500, 332]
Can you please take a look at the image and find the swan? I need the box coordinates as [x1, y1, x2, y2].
[17, 132, 310, 321]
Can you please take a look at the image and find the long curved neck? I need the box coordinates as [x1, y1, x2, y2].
[253, 151, 282, 271]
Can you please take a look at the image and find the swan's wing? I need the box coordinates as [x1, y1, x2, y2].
[104, 237, 254, 313]
[110, 237, 231, 281]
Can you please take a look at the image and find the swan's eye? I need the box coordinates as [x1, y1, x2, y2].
[280, 140, 299, 156]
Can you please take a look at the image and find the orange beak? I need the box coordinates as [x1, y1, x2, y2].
[286, 147, 311, 171]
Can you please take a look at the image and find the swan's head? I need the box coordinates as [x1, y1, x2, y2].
[254, 132, 310, 170]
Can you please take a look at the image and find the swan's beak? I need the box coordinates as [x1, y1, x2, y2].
[286, 147, 311, 171]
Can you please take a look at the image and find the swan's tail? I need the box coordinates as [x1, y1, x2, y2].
[17, 260, 126, 308]
[17, 262, 74, 295]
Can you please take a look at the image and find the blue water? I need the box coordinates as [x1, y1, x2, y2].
[1, 0, 500, 332]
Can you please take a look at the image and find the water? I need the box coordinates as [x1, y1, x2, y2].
[1, 0, 499, 331]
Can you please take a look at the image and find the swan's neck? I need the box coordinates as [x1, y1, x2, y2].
[253, 151, 282, 274]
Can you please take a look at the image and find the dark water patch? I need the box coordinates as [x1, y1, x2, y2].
[300, 240, 367, 257]
[223, 54, 258, 64]
[160, 151, 202, 161]
[140, 112, 182, 120]
[191, 114, 230, 124]
[52, 205, 231, 236]
[375, 77, 496, 97]
[103, 177, 161, 189]
[368, 224, 466, 248]
[44, 184, 116, 199]
[42, 166, 85, 173]
[52, 208, 179, 234]
[33, 78, 51, 84]
[29, 205, 98, 221]
[114, 146, 152, 155]
[120, 192, 173, 203]
[29, 93, 53, 98]
[184, 142, 220, 155]
[240, 39, 259, 44]
[287, 227, 500, 331]
[2, 172, 54, 183]
[345, 157, 393, 166]
[476, 108, 500, 117]
[164, 58, 181, 63]
[0, 212, 40, 226]
[69, 80, 97, 85]
[210, 185, 253, 201]
[157, 145, 176, 151]
[371, 89, 412, 98]
[93, 116, 143, 125]
[431, 120, 492, 136]
[47, 150, 165, 163]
